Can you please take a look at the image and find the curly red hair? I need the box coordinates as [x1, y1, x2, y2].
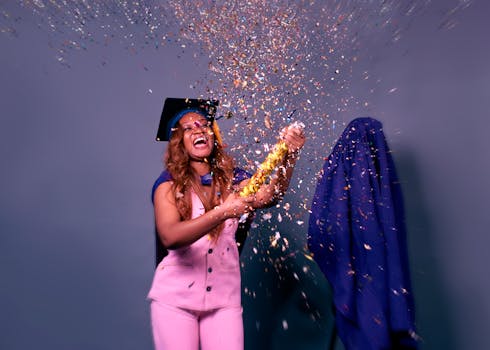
[164, 122, 235, 238]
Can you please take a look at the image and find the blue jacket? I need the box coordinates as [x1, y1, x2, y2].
[308, 117, 417, 350]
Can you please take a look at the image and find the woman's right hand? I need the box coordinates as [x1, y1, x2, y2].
[219, 192, 254, 219]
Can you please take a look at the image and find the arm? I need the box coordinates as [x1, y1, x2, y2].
[154, 182, 253, 249]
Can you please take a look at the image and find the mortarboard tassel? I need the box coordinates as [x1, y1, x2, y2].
[212, 120, 223, 146]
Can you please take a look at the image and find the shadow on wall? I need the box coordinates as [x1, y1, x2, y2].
[238, 145, 459, 350]
[395, 149, 457, 350]
[240, 225, 336, 350]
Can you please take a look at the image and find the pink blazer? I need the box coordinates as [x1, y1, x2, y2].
[147, 190, 241, 311]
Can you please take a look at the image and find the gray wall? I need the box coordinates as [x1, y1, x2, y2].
[1, 1, 489, 349]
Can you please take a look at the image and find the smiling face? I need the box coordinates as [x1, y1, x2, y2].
[179, 112, 215, 161]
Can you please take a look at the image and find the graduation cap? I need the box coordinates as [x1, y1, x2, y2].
[156, 97, 220, 142]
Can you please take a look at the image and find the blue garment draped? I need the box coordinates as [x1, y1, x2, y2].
[308, 117, 417, 350]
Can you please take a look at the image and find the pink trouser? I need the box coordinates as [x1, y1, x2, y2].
[150, 301, 244, 350]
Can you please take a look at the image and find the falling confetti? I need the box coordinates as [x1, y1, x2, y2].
[2, 1, 470, 230]
[0, 3, 474, 332]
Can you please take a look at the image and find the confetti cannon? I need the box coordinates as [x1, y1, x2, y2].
[240, 121, 305, 197]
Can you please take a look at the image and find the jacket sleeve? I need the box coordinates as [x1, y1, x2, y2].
[151, 170, 172, 267]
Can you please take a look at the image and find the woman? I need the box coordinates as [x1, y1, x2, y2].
[148, 98, 305, 350]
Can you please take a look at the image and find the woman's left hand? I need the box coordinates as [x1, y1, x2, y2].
[280, 124, 306, 155]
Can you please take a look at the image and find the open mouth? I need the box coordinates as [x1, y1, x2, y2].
[193, 136, 207, 146]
